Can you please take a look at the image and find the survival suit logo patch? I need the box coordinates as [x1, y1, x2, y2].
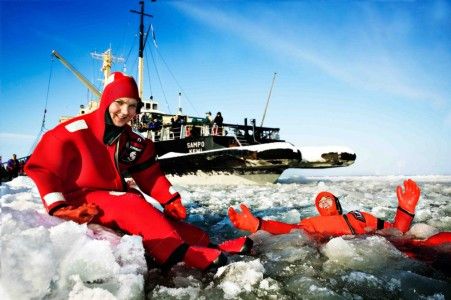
[120, 140, 144, 163]
[350, 210, 366, 223]
[129, 151, 137, 161]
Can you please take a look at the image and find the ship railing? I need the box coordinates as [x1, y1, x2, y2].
[159, 126, 175, 141]
[152, 124, 227, 141]
[201, 125, 210, 136]
[142, 121, 281, 143]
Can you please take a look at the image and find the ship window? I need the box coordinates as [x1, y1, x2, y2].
[152, 104, 158, 110]
[145, 103, 151, 109]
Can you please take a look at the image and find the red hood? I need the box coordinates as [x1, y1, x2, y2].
[91, 72, 141, 142]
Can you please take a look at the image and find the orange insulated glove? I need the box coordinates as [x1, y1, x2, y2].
[228, 204, 260, 233]
[53, 203, 99, 224]
[393, 179, 421, 233]
[396, 179, 421, 214]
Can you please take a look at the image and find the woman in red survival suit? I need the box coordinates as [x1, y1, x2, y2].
[228, 179, 450, 269]
[25, 72, 251, 271]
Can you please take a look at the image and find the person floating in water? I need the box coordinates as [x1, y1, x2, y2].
[228, 179, 450, 270]
[25, 72, 251, 271]
[229, 179, 421, 237]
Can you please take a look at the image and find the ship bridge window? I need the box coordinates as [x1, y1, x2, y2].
[145, 103, 151, 110]
[152, 103, 158, 110]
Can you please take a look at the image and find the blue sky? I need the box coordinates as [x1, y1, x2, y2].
[1, 0, 450, 175]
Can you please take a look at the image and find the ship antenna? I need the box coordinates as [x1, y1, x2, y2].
[260, 72, 277, 127]
[177, 92, 182, 114]
[130, 1, 153, 99]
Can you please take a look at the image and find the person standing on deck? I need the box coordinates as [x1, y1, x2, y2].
[6, 154, 20, 180]
[212, 112, 223, 135]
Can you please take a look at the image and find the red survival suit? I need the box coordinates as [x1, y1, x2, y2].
[259, 214, 451, 274]
[229, 189, 451, 272]
[388, 232, 451, 274]
[260, 210, 392, 238]
[25, 72, 239, 270]
[254, 191, 399, 238]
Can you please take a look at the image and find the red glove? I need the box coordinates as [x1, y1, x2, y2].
[163, 197, 187, 220]
[53, 203, 99, 224]
[396, 179, 421, 214]
[393, 179, 421, 233]
[228, 204, 260, 233]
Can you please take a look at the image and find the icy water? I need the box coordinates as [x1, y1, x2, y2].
[155, 175, 451, 300]
[1, 175, 450, 299]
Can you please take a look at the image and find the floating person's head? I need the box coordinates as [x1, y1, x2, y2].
[315, 191, 342, 216]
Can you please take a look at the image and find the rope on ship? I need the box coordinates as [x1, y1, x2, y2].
[29, 56, 55, 155]
[153, 40, 200, 116]
[145, 41, 172, 113]
[141, 20, 200, 116]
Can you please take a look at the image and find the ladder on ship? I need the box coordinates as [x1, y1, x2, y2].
[236, 136, 249, 146]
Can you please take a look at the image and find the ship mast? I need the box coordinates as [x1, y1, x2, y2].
[91, 49, 125, 88]
[130, 1, 153, 99]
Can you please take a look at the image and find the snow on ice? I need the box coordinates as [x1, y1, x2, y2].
[1, 175, 451, 299]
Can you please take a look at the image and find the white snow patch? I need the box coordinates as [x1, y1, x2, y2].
[408, 223, 440, 239]
[215, 259, 265, 299]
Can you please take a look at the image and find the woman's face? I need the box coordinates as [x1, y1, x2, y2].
[108, 97, 138, 127]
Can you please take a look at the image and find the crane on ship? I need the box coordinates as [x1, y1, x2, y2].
[50, 0, 163, 121]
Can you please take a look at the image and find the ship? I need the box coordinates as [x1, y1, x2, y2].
[51, 1, 356, 184]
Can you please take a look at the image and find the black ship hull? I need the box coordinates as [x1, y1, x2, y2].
[156, 137, 302, 176]
[153, 133, 356, 183]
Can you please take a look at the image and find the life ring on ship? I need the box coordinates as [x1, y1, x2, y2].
[185, 126, 191, 137]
